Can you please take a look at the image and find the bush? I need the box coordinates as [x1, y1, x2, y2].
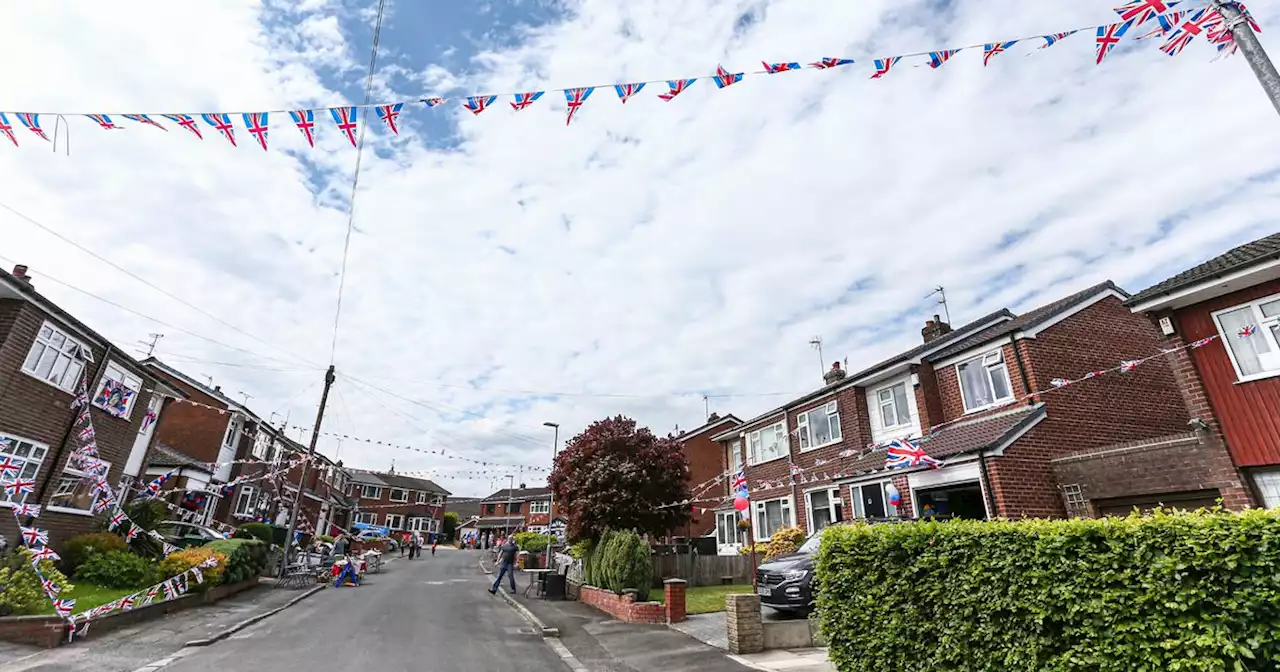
[567, 539, 592, 560]
[61, 532, 130, 576]
[763, 527, 806, 561]
[74, 550, 159, 589]
[157, 547, 226, 592]
[117, 499, 168, 558]
[513, 531, 549, 554]
[0, 549, 74, 616]
[443, 512, 458, 540]
[232, 523, 275, 547]
[205, 539, 269, 584]
[592, 530, 652, 601]
[816, 509, 1280, 672]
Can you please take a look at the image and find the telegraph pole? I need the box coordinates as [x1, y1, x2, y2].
[280, 365, 335, 576]
[1216, 0, 1280, 117]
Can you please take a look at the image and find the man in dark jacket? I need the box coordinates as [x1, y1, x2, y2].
[488, 537, 519, 594]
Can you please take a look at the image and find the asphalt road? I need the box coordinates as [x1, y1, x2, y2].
[163, 549, 567, 672]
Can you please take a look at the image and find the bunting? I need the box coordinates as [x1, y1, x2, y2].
[0, 113, 14, 147]
[289, 110, 316, 147]
[201, 113, 237, 146]
[871, 57, 901, 79]
[1137, 10, 1188, 39]
[330, 106, 360, 146]
[376, 103, 404, 134]
[161, 114, 203, 139]
[712, 65, 744, 88]
[1115, 0, 1178, 25]
[564, 87, 594, 125]
[983, 41, 1018, 65]
[1161, 8, 1223, 56]
[613, 83, 645, 103]
[17, 113, 49, 142]
[1040, 31, 1077, 48]
[421, 97, 446, 108]
[463, 96, 496, 116]
[85, 114, 119, 130]
[929, 49, 961, 69]
[808, 57, 854, 69]
[659, 79, 696, 101]
[123, 114, 167, 130]
[0, 455, 18, 476]
[510, 92, 544, 111]
[763, 61, 801, 73]
[243, 112, 269, 151]
[1097, 20, 1135, 64]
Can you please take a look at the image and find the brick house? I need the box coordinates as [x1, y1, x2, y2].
[673, 413, 741, 538]
[711, 280, 1239, 544]
[1125, 232, 1280, 509]
[477, 485, 562, 539]
[276, 450, 355, 538]
[347, 470, 450, 538]
[0, 265, 182, 548]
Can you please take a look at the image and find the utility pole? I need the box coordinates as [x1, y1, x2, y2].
[504, 474, 515, 537]
[280, 365, 335, 577]
[1215, 0, 1280, 117]
[542, 422, 559, 567]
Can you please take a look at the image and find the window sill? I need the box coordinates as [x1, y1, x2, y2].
[1234, 369, 1280, 385]
[389, 500, 409, 504]
[961, 398, 1016, 416]
[46, 505, 95, 517]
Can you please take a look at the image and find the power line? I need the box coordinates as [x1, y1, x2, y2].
[334, 370, 804, 401]
[154, 352, 320, 372]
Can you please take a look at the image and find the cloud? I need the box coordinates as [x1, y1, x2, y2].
[2, 0, 1279, 497]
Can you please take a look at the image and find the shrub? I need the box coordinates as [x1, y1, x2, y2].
[816, 509, 1280, 672]
[116, 499, 169, 558]
[514, 531, 549, 553]
[61, 532, 130, 576]
[0, 549, 74, 616]
[763, 526, 806, 561]
[592, 530, 652, 601]
[205, 539, 268, 584]
[567, 539, 592, 560]
[232, 523, 275, 547]
[74, 550, 159, 589]
[157, 547, 226, 592]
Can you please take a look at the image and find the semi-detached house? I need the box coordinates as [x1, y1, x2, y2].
[348, 470, 450, 537]
[709, 280, 1247, 552]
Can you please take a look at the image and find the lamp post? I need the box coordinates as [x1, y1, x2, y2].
[542, 421, 559, 567]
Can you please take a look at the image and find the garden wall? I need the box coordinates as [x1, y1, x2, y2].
[578, 581, 689, 624]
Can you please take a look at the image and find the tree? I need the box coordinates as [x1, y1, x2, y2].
[442, 512, 458, 541]
[549, 415, 691, 541]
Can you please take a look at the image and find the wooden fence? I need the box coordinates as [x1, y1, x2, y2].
[651, 552, 762, 587]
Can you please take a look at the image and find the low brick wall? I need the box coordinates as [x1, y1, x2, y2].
[578, 586, 666, 624]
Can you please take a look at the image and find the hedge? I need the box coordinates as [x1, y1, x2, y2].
[815, 508, 1280, 672]
[205, 539, 269, 584]
[590, 529, 651, 602]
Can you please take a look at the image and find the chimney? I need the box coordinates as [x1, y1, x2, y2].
[213, 385, 222, 394]
[922, 314, 953, 343]
[11, 265, 31, 285]
[519, 483, 527, 490]
[707, 412, 720, 423]
[823, 361, 847, 385]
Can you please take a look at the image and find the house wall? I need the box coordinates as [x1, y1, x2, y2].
[681, 425, 733, 537]
[150, 376, 232, 464]
[784, 388, 867, 534]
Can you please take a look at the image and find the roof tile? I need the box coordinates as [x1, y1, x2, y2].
[1126, 232, 1280, 306]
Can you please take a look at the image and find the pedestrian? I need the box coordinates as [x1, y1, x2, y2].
[488, 536, 519, 595]
[431, 534, 438, 556]
[410, 531, 422, 559]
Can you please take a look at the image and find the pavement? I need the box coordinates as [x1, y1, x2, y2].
[729, 648, 835, 672]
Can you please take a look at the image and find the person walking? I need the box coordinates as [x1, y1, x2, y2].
[431, 533, 439, 557]
[488, 537, 519, 595]
[409, 531, 422, 559]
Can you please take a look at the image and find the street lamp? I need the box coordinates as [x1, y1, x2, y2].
[543, 421, 559, 567]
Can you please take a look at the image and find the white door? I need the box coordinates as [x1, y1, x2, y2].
[715, 511, 746, 555]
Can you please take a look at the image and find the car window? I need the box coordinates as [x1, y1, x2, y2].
[154, 522, 179, 537]
[798, 532, 824, 554]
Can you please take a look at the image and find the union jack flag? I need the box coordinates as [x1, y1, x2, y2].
[17, 114, 49, 141]
[659, 79, 697, 101]
[376, 103, 404, 134]
[161, 114, 203, 139]
[92, 495, 114, 514]
[1235, 2, 1263, 32]
[288, 110, 316, 147]
[85, 114, 119, 130]
[870, 57, 901, 79]
[510, 92, 544, 111]
[20, 526, 48, 546]
[613, 83, 646, 103]
[1040, 31, 1077, 48]
[191, 566, 204, 584]
[162, 580, 179, 600]
[564, 87, 594, 126]
[122, 114, 166, 130]
[41, 578, 60, 599]
[4, 479, 35, 496]
[421, 97, 446, 107]
[983, 41, 1018, 66]
[928, 49, 961, 69]
[330, 106, 359, 146]
[1239, 324, 1258, 337]
[1119, 360, 1141, 373]
[14, 503, 40, 518]
[109, 511, 127, 530]
[463, 96, 496, 116]
[763, 61, 800, 73]
[1114, 0, 1176, 25]
[1161, 8, 1222, 56]
[0, 456, 18, 476]
[1050, 378, 1071, 388]
[1097, 20, 1134, 64]
[1083, 370, 1106, 379]
[808, 57, 854, 69]
[201, 113, 237, 146]
[1137, 10, 1188, 39]
[144, 585, 160, 605]
[125, 525, 142, 542]
[241, 112, 267, 149]
[200, 556, 220, 568]
[119, 594, 135, 610]
[30, 546, 59, 564]
[731, 470, 747, 494]
[163, 542, 179, 556]
[712, 65, 743, 88]
[52, 599, 75, 618]
[884, 438, 942, 470]
[0, 113, 18, 147]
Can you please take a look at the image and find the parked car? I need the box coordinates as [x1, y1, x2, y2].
[755, 531, 825, 615]
[155, 520, 226, 549]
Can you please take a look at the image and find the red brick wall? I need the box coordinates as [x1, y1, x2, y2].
[933, 341, 1037, 426]
[578, 585, 667, 624]
[150, 374, 231, 464]
[681, 427, 732, 537]
[785, 388, 868, 533]
[912, 363, 944, 431]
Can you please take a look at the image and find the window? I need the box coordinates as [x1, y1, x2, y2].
[805, 488, 844, 533]
[389, 488, 408, 503]
[91, 361, 142, 420]
[956, 350, 1013, 412]
[1062, 484, 1087, 518]
[251, 431, 270, 460]
[506, 502, 522, 514]
[849, 481, 894, 519]
[361, 485, 382, 499]
[22, 321, 88, 392]
[1213, 295, 1280, 380]
[747, 421, 788, 465]
[385, 514, 404, 530]
[875, 383, 912, 428]
[223, 416, 241, 448]
[716, 511, 747, 547]
[754, 497, 794, 539]
[484, 503, 496, 515]
[728, 440, 744, 476]
[1253, 470, 1280, 509]
[355, 512, 376, 525]
[233, 486, 257, 517]
[0, 433, 48, 507]
[49, 455, 112, 515]
[797, 402, 842, 450]
[529, 500, 550, 514]
[416, 491, 427, 504]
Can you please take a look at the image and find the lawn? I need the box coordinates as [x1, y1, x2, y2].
[35, 583, 137, 616]
[653, 584, 754, 614]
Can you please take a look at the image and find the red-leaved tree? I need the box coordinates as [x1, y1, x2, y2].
[549, 415, 691, 541]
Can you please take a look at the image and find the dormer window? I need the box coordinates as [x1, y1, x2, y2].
[957, 349, 1013, 412]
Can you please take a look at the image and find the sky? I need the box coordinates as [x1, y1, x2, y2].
[1, 0, 1278, 497]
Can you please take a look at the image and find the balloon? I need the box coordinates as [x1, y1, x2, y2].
[733, 497, 749, 512]
[889, 491, 902, 507]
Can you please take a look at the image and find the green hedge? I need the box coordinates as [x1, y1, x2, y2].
[589, 530, 651, 602]
[816, 509, 1280, 672]
[205, 539, 269, 584]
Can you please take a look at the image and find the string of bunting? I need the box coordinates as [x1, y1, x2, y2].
[289, 426, 551, 473]
[0, 2, 1254, 150]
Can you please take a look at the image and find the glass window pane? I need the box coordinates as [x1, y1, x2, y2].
[958, 361, 993, 408]
[23, 343, 45, 372]
[33, 348, 57, 379]
[989, 365, 1012, 400]
[1260, 299, 1280, 318]
[880, 402, 895, 428]
[1219, 306, 1269, 376]
[48, 332, 65, 349]
[46, 355, 70, 385]
[863, 484, 886, 518]
[892, 384, 911, 425]
[49, 475, 98, 512]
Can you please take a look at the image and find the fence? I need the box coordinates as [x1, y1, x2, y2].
[651, 551, 760, 587]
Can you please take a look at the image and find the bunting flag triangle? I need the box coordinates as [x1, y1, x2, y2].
[658, 79, 696, 101]
[1160, 8, 1222, 56]
[870, 57, 901, 79]
[329, 106, 359, 146]
[1114, 0, 1178, 26]
[808, 57, 854, 69]
[983, 41, 1018, 66]
[763, 61, 801, 73]
[86, 114, 120, 130]
[510, 92, 544, 111]
[613, 83, 645, 103]
[421, 97, 446, 108]
[712, 65, 744, 88]
[242, 112, 269, 151]
[1137, 11, 1187, 40]
[16, 113, 49, 141]
[122, 114, 167, 130]
[1040, 31, 1078, 48]
[289, 110, 316, 147]
[0, 113, 16, 147]
[161, 115, 203, 139]
[463, 95, 496, 115]
[564, 87, 594, 125]
[201, 113, 237, 146]
[1097, 19, 1135, 64]
[928, 49, 961, 69]
[376, 103, 404, 134]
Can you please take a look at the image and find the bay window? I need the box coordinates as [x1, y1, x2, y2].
[385, 514, 404, 530]
[754, 497, 794, 539]
[0, 433, 47, 507]
[956, 349, 1013, 412]
[797, 402, 842, 451]
[1214, 295, 1280, 380]
[748, 421, 788, 465]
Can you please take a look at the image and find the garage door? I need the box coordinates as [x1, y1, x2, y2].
[1093, 489, 1221, 517]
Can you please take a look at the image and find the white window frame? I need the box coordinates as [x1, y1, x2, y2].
[753, 496, 794, 540]
[21, 320, 89, 393]
[233, 485, 257, 518]
[361, 485, 382, 500]
[747, 420, 788, 466]
[955, 349, 1015, 413]
[416, 491, 427, 504]
[529, 500, 550, 514]
[1253, 469, 1280, 509]
[728, 440, 744, 476]
[385, 513, 404, 530]
[796, 401, 842, 452]
[849, 479, 895, 520]
[715, 511, 747, 549]
[90, 361, 143, 420]
[0, 433, 49, 507]
[354, 512, 376, 525]
[222, 416, 242, 449]
[48, 455, 113, 516]
[1211, 293, 1280, 382]
[874, 382, 913, 430]
[389, 488, 408, 503]
[804, 487, 844, 534]
[251, 431, 270, 460]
